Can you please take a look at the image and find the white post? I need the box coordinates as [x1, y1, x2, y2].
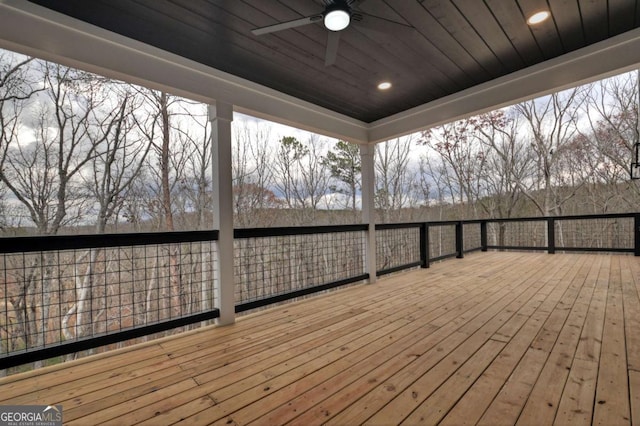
[360, 144, 377, 283]
[209, 101, 235, 325]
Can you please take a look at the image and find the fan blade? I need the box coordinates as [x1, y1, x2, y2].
[252, 14, 322, 36]
[325, 31, 341, 66]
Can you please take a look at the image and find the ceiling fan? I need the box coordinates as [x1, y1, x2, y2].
[251, 0, 412, 66]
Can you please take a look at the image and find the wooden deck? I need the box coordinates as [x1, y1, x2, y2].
[1, 252, 639, 425]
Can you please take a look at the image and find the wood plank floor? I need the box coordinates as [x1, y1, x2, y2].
[1, 252, 639, 425]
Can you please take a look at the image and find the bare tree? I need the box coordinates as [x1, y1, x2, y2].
[375, 136, 417, 222]
[416, 152, 455, 220]
[232, 118, 279, 227]
[134, 90, 188, 320]
[273, 136, 306, 210]
[184, 107, 212, 229]
[0, 62, 100, 234]
[63, 84, 151, 344]
[0, 53, 42, 220]
[475, 109, 532, 219]
[298, 134, 331, 212]
[514, 87, 588, 216]
[579, 72, 640, 211]
[165, 103, 213, 231]
[420, 115, 491, 218]
[86, 85, 151, 234]
[271, 135, 332, 224]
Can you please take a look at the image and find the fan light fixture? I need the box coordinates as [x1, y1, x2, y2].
[527, 10, 550, 25]
[324, 8, 350, 31]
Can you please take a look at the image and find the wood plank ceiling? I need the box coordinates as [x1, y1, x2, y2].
[26, 0, 640, 123]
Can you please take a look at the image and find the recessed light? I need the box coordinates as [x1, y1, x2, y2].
[378, 81, 392, 90]
[527, 10, 550, 25]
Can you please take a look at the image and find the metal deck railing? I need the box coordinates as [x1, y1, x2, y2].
[1, 212, 638, 370]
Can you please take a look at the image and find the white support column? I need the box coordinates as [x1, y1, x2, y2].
[360, 144, 377, 283]
[209, 101, 235, 325]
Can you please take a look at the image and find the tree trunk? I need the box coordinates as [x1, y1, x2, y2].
[157, 92, 182, 320]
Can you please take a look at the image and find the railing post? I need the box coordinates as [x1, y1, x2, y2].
[547, 217, 556, 254]
[456, 221, 464, 258]
[481, 221, 488, 252]
[635, 213, 640, 256]
[420, 223, 429, 268]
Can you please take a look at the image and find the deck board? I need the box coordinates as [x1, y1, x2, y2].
[1, 252, 639, 425]
[593, 256, 632, 425]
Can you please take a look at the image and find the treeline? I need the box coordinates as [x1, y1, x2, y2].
[417, 79, 640, 221]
